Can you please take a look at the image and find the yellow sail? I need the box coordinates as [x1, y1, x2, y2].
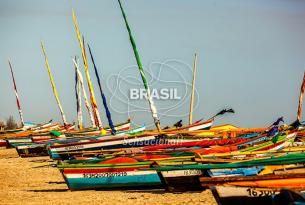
[72, 9, 102, 128]
[41, 42, 67, 126]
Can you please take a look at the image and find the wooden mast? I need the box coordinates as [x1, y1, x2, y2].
[189, 53, 198, 125]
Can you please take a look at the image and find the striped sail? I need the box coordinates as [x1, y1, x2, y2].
[74, 58, 83, 130]
[72, 58, 96, 128]
[40, 42, 68, 126]
[72, 10, 102, 128]
[87, 44, 116, 135]
[8, 60, 24, 127]
[117, 0, 161, 131]
[297, 71, 305, 122]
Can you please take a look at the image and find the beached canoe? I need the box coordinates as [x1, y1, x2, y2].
[211, 186, 305, 205]
[60, 161, 162, 190]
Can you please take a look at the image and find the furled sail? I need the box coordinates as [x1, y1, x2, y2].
[88, 44, 116, 134]
[72, 58, 96, 128]
[74, 57, 83, 130]
[72, 9, 103, 128]
[40, 42, 67, 126]
[8, 60, 24, 127]
[117, 0, 161, 131]
[297, 71, 305, 122]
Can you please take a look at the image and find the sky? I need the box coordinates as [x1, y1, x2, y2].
[0, 0, 305, 129]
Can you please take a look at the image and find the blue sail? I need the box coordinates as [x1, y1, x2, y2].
[87, 43, 116, 135]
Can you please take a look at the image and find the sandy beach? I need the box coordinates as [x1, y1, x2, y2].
[0, 148, 216, 205]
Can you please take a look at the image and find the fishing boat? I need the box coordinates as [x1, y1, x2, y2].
[15, 125, 146, 157]
[153, 134, 300, 192]
[48, 133, 162, 160]
[59, 159, 162, 190]
[211, 186, 305, 205]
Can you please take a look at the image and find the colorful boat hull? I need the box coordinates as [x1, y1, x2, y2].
[62, 167, 161, 190]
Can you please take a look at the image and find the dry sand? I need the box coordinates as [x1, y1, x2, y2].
[0, 148, 217, 205]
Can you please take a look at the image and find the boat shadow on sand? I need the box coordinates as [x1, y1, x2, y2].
[27, 188, 68, 192]
[27, 187, 205, 194]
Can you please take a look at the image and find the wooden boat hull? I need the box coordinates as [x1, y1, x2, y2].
[158, 169, 204, 192]
[16, 144, 48, 157]
[64, 119, 131, 136]
[49, 135, 164, 160]
[15, 126, 146, 158]
[6, 138, 32, 147]
[228, 178, 305, 188]
[211, 186, 305, 205]
[0, 139, 7, 147]
[62, 167, 161, 190]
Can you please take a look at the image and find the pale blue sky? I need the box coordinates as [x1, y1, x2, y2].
[0, 0, 305, 128]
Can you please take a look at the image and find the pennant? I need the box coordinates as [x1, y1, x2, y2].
[271, 117, 284, 127]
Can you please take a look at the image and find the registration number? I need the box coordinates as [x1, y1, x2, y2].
[246, 188, 276, 197]
[83, 172, 127, 178]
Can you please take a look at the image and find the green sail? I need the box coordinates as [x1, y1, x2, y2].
[118, 0, 161, 131]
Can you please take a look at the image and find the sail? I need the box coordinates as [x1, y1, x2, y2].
[72, 58, 96, 128]
[74, 58, 83, 130]
[88, 44, 116, 134]
[117, 0, 161, 131]
[8, 60, 24, 127]
[72, 9, 103, 128]
[297, 71, 305, 122]
[40, 42, 68, 126]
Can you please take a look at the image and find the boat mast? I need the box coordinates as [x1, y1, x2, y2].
[117, 0, 161, 131]
[189, 53, 197, 125]
[88, 44, 116, 134]
[72, 10, 103, 128]
[297, 71, 305, 122]
[72, 57, 96, 128]
[40, 42, 68, 126]
[8, 60, 24, 127]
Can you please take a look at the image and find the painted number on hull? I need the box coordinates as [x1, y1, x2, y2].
[246, 188, 276, 197]
[83, 172, 127, 178]
[183, 170, 202, 176]
[64, 145, 84, 151]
